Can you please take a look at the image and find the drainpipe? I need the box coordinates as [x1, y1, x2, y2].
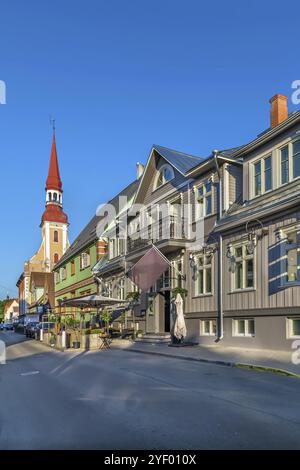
[213, 150, 224, 341]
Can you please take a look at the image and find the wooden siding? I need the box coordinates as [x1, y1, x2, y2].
[222, 209, 300, 313]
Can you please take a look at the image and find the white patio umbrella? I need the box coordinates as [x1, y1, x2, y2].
[173, 293, 187, 340]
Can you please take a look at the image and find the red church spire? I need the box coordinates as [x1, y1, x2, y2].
[41, 128, 68, 226]
[46, 132, 62, 192]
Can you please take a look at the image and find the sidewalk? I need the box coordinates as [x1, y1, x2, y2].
[111, 339, 300, 378]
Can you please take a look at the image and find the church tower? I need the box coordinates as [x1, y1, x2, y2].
[40, 129, 69, 271]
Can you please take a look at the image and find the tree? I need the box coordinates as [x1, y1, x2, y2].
[0, 299, 10, 322]
[100, 310, 112, 335]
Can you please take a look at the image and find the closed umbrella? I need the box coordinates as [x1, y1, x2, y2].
[173, 293, 187, 341]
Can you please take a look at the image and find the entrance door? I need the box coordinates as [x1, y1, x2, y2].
[164, 291, 171, 333]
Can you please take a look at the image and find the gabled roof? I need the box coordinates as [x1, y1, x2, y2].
[54, 178, 139, 269]
[152, 144, 205, 175]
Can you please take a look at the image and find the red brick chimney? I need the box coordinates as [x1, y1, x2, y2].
[269, 94, 288, 128]
[97, 239, 106, 260]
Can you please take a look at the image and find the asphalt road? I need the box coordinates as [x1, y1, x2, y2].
[0, 330, 300, 450]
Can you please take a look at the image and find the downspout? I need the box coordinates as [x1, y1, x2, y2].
[213, 150, 224, 341]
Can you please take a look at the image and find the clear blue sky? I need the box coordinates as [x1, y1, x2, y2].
[1, 0, 299, 297]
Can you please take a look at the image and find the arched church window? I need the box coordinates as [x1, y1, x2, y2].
[48, 192, 52, 201]
[54, 230, 59, 243]
[54, 253, 59, 264]
[53, 193, 57, 201]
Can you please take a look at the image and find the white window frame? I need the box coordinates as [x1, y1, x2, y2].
[252, 154, 273, 197]
[286, 317, 300, 339]
[232, 318, 255, 337]
[231, 243, 255, 292]
[200, 319, 216, 336]
[194, 179, 213, 218]
[171, 257, 184, 289]
[195, 254, 213, 296]
[80, 250, 90, 269]
[281, 227, 300, 285]
[118, 277, 125, 300]
[60, 267, 67, 281]
[153, 164, 175, 190]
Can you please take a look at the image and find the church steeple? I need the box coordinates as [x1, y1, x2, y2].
[41, 130, 68, 225]
[46, 132, 62, 192]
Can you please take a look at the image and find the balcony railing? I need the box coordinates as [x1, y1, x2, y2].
[127, 215, 187, 253]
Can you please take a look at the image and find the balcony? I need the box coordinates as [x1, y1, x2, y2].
[127, 215, 187, 254]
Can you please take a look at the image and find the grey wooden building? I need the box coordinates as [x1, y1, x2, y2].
[93, 93, 300, 351]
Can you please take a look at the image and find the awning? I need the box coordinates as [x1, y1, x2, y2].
[59, 294, 128, 309]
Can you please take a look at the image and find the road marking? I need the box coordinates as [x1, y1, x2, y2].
[20, 371, 40, 376]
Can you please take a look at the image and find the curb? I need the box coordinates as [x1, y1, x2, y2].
[113, 345, 300, 379]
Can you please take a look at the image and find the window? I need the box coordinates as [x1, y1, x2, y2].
[281, 146, 289, 184]
[118, 278, 125, 300]
[80, 250, 90, 269]
[287, 318, 300, 338]
[254, 156, 272, 196]
[200, 319, 216, 336]
[233, 244, 254, 290]
[171, 259, 183, 289]
[154, 164, 174, 189]
[71, 259, 75, 276]
[254, 161, 261, 196]
[196, 180, 212, 217]
[286, 231, 298, 283]
[264, 156, 272, 192]
[54, 230, 58, 242]
[233, 318, 255, 337]
[48, 192, 52, 201]
[53, 253, 59, 265]
[60, 267, 67, 281]
[55, 271, 60, 284]
[53, 193, 57, 201]
[293, 139, 300, 179]
[195, 254, 212, 295]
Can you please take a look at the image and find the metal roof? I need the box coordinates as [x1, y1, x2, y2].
[152, 144, 205, 174]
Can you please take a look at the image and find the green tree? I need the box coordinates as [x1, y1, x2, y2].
[100, 310, 112, 335]
[0, 299, 10, 322]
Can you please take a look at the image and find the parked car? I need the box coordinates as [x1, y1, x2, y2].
[24, 322, 39, 338]
[0, 323, 4, 330]
[3, 322, 14, 331]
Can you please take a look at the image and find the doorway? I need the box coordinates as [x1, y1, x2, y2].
[164, 291, 171, 333]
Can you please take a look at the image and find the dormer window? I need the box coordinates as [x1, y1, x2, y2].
[154, 164, 174, 190]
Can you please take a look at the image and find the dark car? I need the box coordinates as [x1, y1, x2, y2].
[25, 322, 39, 338]
[3, 322, 14, 331]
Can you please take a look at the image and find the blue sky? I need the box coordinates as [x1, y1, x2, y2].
[0, 0, 300, 297]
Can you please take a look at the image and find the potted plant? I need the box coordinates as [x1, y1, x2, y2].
[171, 287, 188, 299]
